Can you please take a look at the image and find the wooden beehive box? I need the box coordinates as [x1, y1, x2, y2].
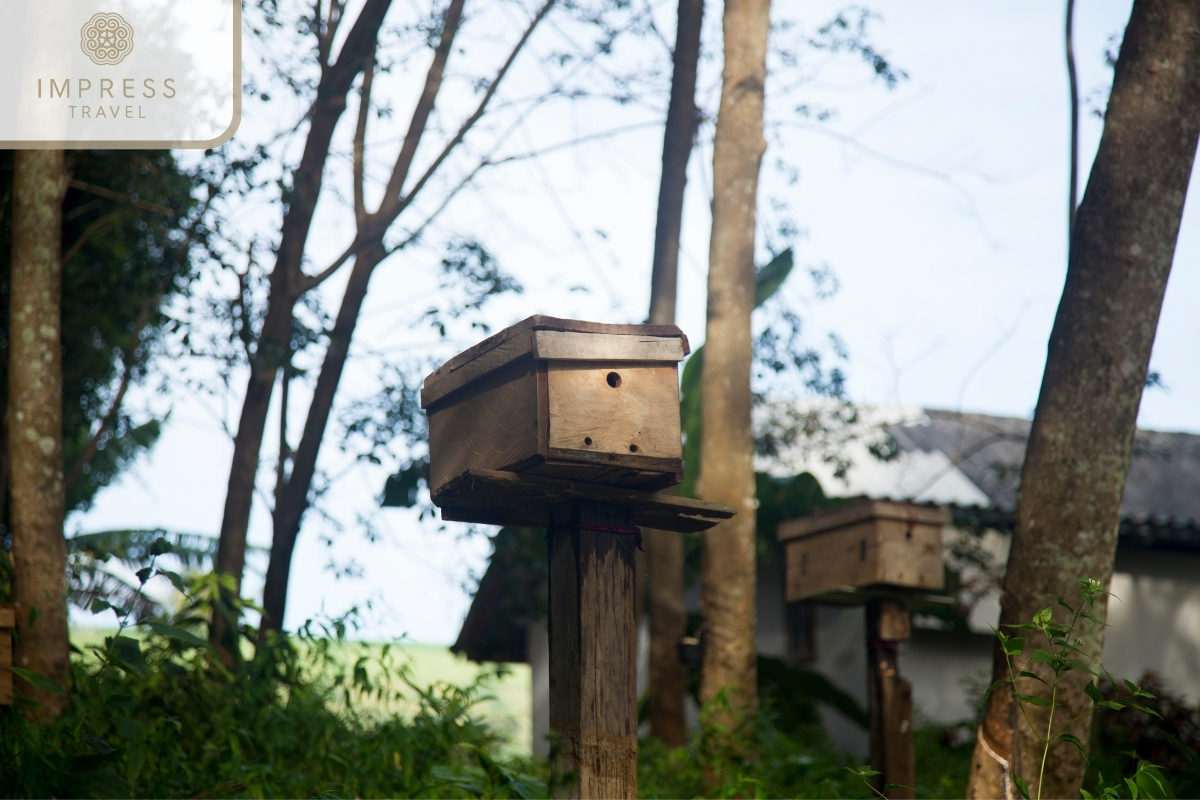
[778, 499, 948, 602]
[0, 603, 14, 705]
[421, 316, 688, 496]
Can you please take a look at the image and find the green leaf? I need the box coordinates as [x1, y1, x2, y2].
[109, 635, 146, 674]
[754, 248, 794, 307]
[135, 566, 152, 585]
[149, 536, 173, 556]
[1081, 611, 1107, 626]
[1124, 679, 1156, 699]
[1003, 636, 1026, 657]
[1018, 670, 1049, 686]
[1014, 692, 1053, 708]
[1057, 732, 1089, 761]
[1050, 594, 1076, 614]
[155, 568, 187, 594]
[10, 667, 67, 695]
[144, 621, 210, 649]
[985, 679, 1011, 697]
[90, 597, 112, 613]
[1014, 774, 1031, 800]
[1030, 649, 1057, 666]
[110, 716, 146, 741]
[1084, 681, 1105, 704]
[1032, 607, 1053, 627]
[1126, 776, 1140, 800]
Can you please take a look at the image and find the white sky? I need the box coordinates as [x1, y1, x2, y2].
[73, 0, 1200, 644]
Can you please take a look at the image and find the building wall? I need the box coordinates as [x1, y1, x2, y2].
[1105, 549, 1200, 704]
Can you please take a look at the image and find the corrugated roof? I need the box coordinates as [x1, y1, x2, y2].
[891, 409, 1200, 523]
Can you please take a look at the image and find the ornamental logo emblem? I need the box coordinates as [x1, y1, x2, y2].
[80, 13, 134, 66]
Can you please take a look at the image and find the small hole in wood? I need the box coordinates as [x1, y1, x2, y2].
[584, 437, 593, 446]
[629, 444, 639, 452]
[606, 371, 622, 388]
[905, 530, 912, 540]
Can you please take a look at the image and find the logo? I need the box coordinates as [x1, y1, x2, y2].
[80, 13, 134, 66]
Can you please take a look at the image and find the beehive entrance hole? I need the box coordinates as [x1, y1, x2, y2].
[606, 371, 622, 388]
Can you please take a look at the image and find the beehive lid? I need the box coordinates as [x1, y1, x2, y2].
[420, 315, 689, 408]
[777, 497, 950, 542]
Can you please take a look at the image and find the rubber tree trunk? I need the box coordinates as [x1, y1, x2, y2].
[695, 0, 769, 717]
[210, 0, 394, 662]
[8, 149, 69, 718]
[967, 2, 1200, 797]
[645, 0, 704, 749]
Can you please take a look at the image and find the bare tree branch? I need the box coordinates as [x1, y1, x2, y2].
[392, 0, 558, 222]
[373, 0, 468, 223]
[353, 49, 376, 227]
[64, 288, 159, 494]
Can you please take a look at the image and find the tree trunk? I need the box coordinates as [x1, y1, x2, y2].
[259, 245, 385, 635]
[645, 0, 704, 749]
[967, 2, 1200, 797]
[210, 0, 394, 661]
[695, 0, 769, 717]
[8, 149, 69, 718]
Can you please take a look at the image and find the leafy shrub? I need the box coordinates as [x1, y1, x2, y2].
[0, 574, 540, 799]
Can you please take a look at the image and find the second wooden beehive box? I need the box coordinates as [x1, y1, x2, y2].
[421, 315, 688, 495]
[778, 498, 948, 602]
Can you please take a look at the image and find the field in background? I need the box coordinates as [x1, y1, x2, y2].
[70, 629, 533, 756]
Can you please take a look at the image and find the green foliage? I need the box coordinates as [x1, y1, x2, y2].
[0, 149, 210, 514]
[993, 579, 1165, 800]
[0, 569, 539, 799]
[637, 690, 863, 799]
[1085, 672, 1200, 799]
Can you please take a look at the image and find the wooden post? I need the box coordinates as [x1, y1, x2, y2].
[866, 599, 915, 800]
[548, 499, 639, 799]
[0, 603, 15, 705]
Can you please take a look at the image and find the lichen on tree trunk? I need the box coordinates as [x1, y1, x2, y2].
[696, 0, 770, 717]
[8, 149, 69, 718]
[967, 2, 1200, 796]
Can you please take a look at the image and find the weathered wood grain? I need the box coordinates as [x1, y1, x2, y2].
[867, 599, 915, 800]
[781, 502, 946, 602]
[0, 605, 14, 629]
[549, 499, 638, 799]
[547, 362, 682, 463]
[533, 331, 686, 362]
[777, 498, 948, 541]
[427, 358, 540, 494]
[422, 316, 689, 406]
[431, 468, 734, 533]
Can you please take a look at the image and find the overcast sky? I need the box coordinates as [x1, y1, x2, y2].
[74, 0, 1198, 644]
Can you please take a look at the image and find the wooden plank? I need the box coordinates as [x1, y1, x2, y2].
[522, 459, 681, 492]
[549, 499, 638, 799]
[866, 600, 915, 800]
[533, 330, 686, 362]
[876, 518, 944, 592]
[422, 332, 533, 408]
[778, 498, 950, 542]
[782, 516, 944, 602]
[422, 316, 690, 406]
[784, 519, 881, 600]
[431, 468, 734, 533]
[427, 358, 540, 495]
[876, 599, 912, 641]
[547, 362, 681, 460]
